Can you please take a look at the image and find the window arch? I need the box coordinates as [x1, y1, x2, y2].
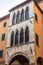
[11, 31, 14, 46]
[21, 9, 24, 22]
[16, 11, 20, 23]
[25, 6, 29, 20]
[15, 30, 18, 45]
[25, 26, 29, 43]
[20, 28, 24, 44]
[12, 13, 15, 25]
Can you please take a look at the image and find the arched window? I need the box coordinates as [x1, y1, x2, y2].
[12, 13, 15, 25]
[16, 11, 20, 23]
[15, 30, 18, 45]
[20, 28, 24, 44]
[25, 7, 29, 20]
[25, 26, 29, 43]
[11, 31, 14, 46]
[37, 57, 43, 65]
[21, 9, 24, 22]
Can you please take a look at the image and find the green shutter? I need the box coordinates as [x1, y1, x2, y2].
[36, 34, 39, 46]
[35, 13, 38, 22]
[2, 34, 5, 41]
[0, 50, 3, 58]
[3, 22, 6, 27]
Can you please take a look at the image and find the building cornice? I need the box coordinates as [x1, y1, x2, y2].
[9, 0, 32, 12]
[9, 0, 43, 13]
[0, 14, 10, 21]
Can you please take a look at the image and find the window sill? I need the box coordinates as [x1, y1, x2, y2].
[6, 41, 34, 49]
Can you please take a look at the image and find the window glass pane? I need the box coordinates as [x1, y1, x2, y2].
[36, 34, 39, 46]
[20, 28, 24, 44]
[16, 11, 20, 23]
[3, 22, 6, 27]
[35, 13, 38, 21]
[0, 50, 3, 58]
[15, 30, 18, 45]
[2, 34, 5, 41]
[11, 31, 14, 46]
[25, 7, 29, 20]
[12, 13, 15, 25]
[25, 27, 29, 43]
[21, 9, 24, 22]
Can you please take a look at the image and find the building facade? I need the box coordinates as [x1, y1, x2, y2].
[0, 0, 43, 65]
[5, 0, 43, 65]
[0, 14, 10, 64]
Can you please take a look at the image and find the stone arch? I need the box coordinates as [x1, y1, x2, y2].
[25, 26, 29, 31]
[37, 57, 43, 65]
[14, 29, 19, 35]
[9, 52, 30, 65]
[19, 27, 25, 32]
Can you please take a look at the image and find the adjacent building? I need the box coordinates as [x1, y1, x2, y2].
[0, 14, 10, 64]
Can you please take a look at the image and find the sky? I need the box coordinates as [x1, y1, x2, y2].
[0, 0, 26, 18]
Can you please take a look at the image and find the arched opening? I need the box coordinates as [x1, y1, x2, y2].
[10, 31, 14, 46]
[25, 26, 29, 43]
[15, 30, 18, 46]
[16, 11, 20, 23]
[21, 9, 24, 22]
[9, 54, 29, 65]
[20, 28, 24, 44]
[12, 13, 15, 25]
[25, 6, 29, 20]
[37, 57, 43, 65]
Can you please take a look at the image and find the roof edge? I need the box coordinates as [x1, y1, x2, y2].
[9, 0, 43, 12]
[0, 14, 10, 21]
[9, 0, 32, 12]
[34, 1, 43, 13]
